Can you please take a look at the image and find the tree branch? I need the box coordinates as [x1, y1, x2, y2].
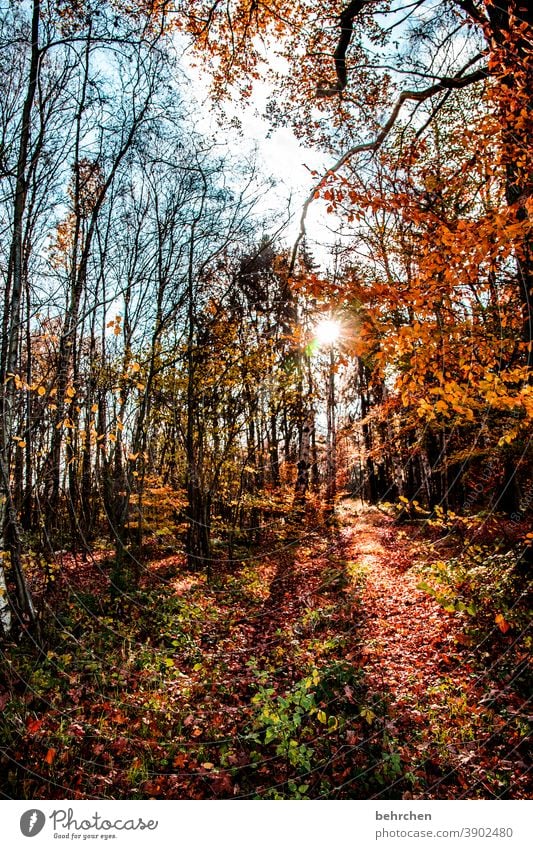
[291, 66, 488, 273]
[316, 0, 369, 96]
[316, 0, 488, 98]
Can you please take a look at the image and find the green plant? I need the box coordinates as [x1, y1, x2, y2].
[417, 546, 530, 637]
[245, 668, 341, 790]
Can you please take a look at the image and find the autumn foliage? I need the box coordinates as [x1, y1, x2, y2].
[0, 0, 531, 801]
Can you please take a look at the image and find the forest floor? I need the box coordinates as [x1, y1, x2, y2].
[336, 502, 530, 799]
[0, 500, 531, 799]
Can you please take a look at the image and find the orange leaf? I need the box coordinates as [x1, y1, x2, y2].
[44, 747, 57, 765]
[495, 613, 510, 634]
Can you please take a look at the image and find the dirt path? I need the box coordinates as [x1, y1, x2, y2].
[191, 502, 529, 798]
[337, 502, 529, 799]
[339, 503, 458, 707]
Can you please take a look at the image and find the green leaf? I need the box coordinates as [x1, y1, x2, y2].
[265, 727, 277, 744]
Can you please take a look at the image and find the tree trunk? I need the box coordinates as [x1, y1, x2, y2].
[0, 0, 41, 635]
[485, 0, 533, 364]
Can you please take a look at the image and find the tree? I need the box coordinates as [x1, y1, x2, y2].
[181, 1, 531, 353]
[0, 0, 176, 635]
[179, 1, 531, 517]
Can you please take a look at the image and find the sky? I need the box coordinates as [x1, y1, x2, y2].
[180, 45, 337, 269]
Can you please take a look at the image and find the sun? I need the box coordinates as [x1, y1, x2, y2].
[314, 318, 341, 346]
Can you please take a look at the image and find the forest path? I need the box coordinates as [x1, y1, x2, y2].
[191, 500, 527, 798]
[338, 501, 458, 708]
[336, 501, 526, 798]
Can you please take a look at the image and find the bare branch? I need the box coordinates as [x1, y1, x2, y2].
[453, 0, 488, 26]
[291, 66, 487, 273]
[316, 0, 488, 98]
[316, 0, 369, 96]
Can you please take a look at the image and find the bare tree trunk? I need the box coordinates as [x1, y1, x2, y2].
[325, 346, 337, 505]
[185, 174, 212, 574]
[0, 0, 41, 635]
[294, 351, 313, 499]
[295, 406, 312, 498]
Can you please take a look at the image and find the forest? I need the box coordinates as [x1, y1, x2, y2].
[0, 0, 531, 800]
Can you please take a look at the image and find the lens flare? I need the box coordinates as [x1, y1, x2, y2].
[314, 318, 341, 346]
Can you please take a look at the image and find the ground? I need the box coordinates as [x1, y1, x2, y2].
[0, 501, 530, 799]
[339, 503, 530, 799]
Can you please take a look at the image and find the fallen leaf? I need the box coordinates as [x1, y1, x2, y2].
[495, 613, 511, 634]
[44, 747, 56, 765]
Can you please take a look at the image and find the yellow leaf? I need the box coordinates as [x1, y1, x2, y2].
[360, 707, 376, 725]
[37, 385, 46, 396]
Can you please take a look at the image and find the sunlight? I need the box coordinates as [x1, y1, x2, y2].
[314, 318, 341, 347]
